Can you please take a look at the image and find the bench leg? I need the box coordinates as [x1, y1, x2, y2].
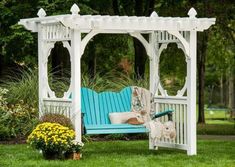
[149, 136, 155, 150]
[149, 136, 160, 150]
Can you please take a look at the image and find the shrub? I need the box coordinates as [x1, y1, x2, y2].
[40, 113, 73, 129]
[2, 68, 38, 107]
[2, 68, 71, 107]
[0, 125, 11, 140]
[0, 87, 38, 140]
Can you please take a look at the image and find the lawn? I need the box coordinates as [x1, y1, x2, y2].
[197, 124, 235, 135]
[0, 140, 234, 167]
[196, 108, 235, 135]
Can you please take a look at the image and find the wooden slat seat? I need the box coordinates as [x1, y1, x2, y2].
[80, 87, 173, 135]
[81, 87, 140, 134]
[85, 124, 148, 134]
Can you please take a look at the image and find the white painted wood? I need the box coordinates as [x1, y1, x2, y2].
[42, 24, 71, 41]
[70, 4, 80, 15]
[150, 11, 158, 17]
[71, 29, 82, 142]
[37, 8, 46, 18]
[176, 77, 187, 97]
[43, 98, 72, 102]
[187, 30, 197, 155]
[155, 143, 188, 150]
[62, 41, 73, 99]
[180, 104, 183, 144]
[176, 104, 179, 144]
[149, 32, 157, 149]
[42, 99, 72, 119]
[154, 97, 187, 104]
[38, 24, 44, 118]
[184, 104, 187, 145]
[155, 101, 188, 149]
[188, 8, 197, 18]
[44, 42, 56, 98]
[19, 14, 216, 33]
[149, 32, 158, 94]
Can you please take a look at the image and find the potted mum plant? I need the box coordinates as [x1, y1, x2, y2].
[27, 122, 75, 160]
[64, 140, 84, 160]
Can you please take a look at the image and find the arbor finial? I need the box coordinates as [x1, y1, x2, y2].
[188, 8, 197, 18]
[70, 4, 80, 15]
[37, 8, 46, 18]
[150, 11, 159, 17]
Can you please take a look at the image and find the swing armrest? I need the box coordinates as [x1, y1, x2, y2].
[153, 109, 174, 121]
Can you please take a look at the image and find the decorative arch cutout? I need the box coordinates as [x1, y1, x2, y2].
[45, 41, 72, 98]
[157, 42, 187, 97]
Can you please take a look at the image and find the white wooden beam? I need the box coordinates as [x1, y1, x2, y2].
[62, 41, 72, 99]
[71, 29, 82, 142]
[187, 30, 197, 155]
[44, 42, 56, 98]
[38, 24, 44, 118]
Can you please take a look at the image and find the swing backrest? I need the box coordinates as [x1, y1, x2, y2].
[81, 87, 132, 126]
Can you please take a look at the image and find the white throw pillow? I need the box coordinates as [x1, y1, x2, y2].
[109, 112, 141, 124]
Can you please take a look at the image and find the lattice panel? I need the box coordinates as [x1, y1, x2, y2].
[42, 24, 71, 41]
[154, 97, 188, 150]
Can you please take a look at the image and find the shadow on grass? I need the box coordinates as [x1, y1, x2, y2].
[83, 140, 185, 159]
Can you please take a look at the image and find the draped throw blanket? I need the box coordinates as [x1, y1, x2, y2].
[131, 86, 176, 142]
[131, 86, 155, 123]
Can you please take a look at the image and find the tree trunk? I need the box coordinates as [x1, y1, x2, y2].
[114, 0, 155, 79]
[220, 74, 224, 105]
[112, 0, 120, 15]
[133, 0, 145, 78]
[228, 71, 235, 118]
[197, 33, 208, 124]
[0, 54, 3, 77]
[87, 42, 96, 79]
[132, 0, 155, 79]
[133, 38, 147, 78]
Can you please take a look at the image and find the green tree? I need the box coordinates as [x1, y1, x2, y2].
[0, 0, 38, 75]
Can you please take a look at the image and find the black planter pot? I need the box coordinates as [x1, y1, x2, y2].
[42, 150, 63, 160]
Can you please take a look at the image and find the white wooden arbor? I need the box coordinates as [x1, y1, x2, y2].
[19, 4, 215, 155]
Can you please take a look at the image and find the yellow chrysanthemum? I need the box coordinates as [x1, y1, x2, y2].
[27, 122, 76, 152]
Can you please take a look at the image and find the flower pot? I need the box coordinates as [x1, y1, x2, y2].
[64, 152, 81, 160]
[73, 152, 81, 160]
[42, 150, 63, 160]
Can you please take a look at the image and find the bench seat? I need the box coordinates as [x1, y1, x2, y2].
[85, 124, 148, 134]
[81, 87, 173, 135]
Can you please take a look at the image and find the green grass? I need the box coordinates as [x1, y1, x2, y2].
[205, 109, 230, 119]
[205, 120, 234, 125]
[0, 140, 234, 167]
[200, 108, 235, 134]
[197, 124, 235, 135]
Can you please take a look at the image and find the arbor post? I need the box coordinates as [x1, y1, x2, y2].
[187, 30, 197, 155]
[71, 29, 82, 142]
